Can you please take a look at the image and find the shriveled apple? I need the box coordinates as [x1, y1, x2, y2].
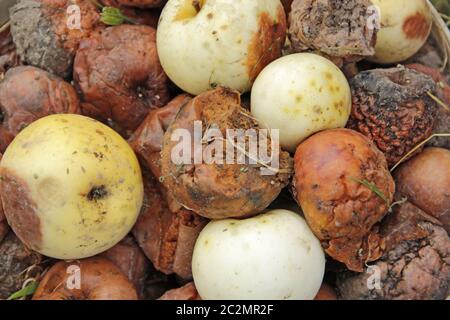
[0, 114, 144, 259]
[156, 0, 287, 95]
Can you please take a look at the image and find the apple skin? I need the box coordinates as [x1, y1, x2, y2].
[251, 53, 352, 153]
[192, 209, 325, 300]
[0, 114, 144, 259]
[369, 0, 432, 64]
[156, 0, 286, 95]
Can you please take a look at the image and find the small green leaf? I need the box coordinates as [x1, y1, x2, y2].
[100, 7, 125, 26]
[7, 281, 38, 300]
[350, 177, 389, 204]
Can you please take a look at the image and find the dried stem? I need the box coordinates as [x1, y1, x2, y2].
[390, 133, 450, 172]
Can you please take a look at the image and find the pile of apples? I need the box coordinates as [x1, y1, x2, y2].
[0, 0, 438, 300]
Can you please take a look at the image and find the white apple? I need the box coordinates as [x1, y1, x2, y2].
[156, 0, 286, 95]
[251, 53, 351, 153]
[192, 209, 325, 300]
[369, 0, 432, 64]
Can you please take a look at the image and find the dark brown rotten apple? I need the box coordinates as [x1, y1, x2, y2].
[0, 66, 81, 153]
[74, 25, 171, 137]
[394, 147, 450, 234]
[293, 128, 395, 272]
[347, 66, 438, 167]
[406, 64, 450, 150]
[160, 87, 293, 219]
[288, 0, 378, 66]
[10, 0, 100, 78]
[337, 202, 450, 300]
[129, 94, 192, 179]
[100, 235, 150, 297]
[33, 257, 138, 300]
[0, 26, 21, 77]
[0, 232, 42, 299]
[133, 171, 207, 279]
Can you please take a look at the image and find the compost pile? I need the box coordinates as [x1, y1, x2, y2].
[0, 0, 449, 300]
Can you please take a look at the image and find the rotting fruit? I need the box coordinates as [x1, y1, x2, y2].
[0, 114, 144, 259]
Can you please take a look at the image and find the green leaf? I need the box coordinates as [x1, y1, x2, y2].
[350, 177, 389, 204]
[100, 7, 126, 26]
[7, 281, 39, 300]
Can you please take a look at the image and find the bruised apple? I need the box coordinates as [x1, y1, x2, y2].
[369, 0, 432, 64]
[0, 114, 144, 259]
[156, 0, 286, 95]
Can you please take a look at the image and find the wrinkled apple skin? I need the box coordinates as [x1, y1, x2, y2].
[156, 0, 286, 95]
[192, 209, 325, 300]
[251, 53, 351, 152]
[369, 0, 432, 64]
[0, 114, 143, 259]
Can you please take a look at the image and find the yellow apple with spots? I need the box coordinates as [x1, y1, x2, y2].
[0, 114, 143, 259]
[251, 53, 351, 153]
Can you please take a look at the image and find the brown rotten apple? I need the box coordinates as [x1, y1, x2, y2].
[406, 63, 450, 150]
[33, 257, 138, 300]
[160, 87, 293, 219]
[129, 94, 192, 180]
[74, 25, 171, 137]
[293, 128, 395, 272]
[288, 0, 378, 66]
[100, 235, 150, 297]
[133, 171, 207, 279]
[337, 202, 450, 300]
[0, 26, 21, 77]
[394, 147, 450, 234]
[0, 66, 80, 153]
[347, 66, 438, 167]
[10, 0, 100, 78]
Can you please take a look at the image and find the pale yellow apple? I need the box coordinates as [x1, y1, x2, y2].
[156, 0, 286, 95]
[0, 114, 144, 259]
[251, 53, 351, 153]
[369, 0, 432, 64]
[192, 209, 325, 300]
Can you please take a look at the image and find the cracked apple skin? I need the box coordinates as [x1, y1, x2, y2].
[156, 0, 286, 95]
[0, 114, 144, 259]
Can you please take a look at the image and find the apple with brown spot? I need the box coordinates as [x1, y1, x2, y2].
[369, 0, 432, 64]
[156, 0, 287, 95]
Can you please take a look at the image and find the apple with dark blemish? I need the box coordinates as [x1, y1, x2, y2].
[0, 114, 144, 259]
[369, 0, 433, 64]
[156, 0, 287, 95]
